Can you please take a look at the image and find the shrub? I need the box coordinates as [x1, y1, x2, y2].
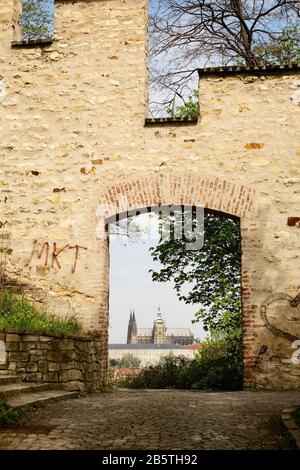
[121, 355, 192, 389]
[191, 333, 243, 390]
[121, 334, 243, 391]
[109, 354, 141, 369]
[0, 399, 23, 428]
[0, 289, 80, 336]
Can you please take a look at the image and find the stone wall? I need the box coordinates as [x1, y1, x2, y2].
[0, 328, 105, 391]
[0, 0, 299, 389]
[109, 346, 195, 367]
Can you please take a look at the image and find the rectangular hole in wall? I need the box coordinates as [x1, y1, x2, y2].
[147, 0, 199, 121]
[19, 0, 54, 43]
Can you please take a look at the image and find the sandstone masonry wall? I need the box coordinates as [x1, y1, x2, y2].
[0, 0, 300, 389]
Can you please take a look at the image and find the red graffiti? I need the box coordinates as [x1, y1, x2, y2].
[69, 245, 88, 273]
[52, 243, 69, 269]
[27, 241, 88, 273]
[26, 240, 49, 267]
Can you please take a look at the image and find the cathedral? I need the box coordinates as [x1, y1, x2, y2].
[127, 308, 195, 346]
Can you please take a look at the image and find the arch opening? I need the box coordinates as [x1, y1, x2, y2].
[106, 204, 244, 390]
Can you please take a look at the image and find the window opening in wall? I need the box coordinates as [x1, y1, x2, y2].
[20, 0, 54, 42]
[148, 0, 300, 118]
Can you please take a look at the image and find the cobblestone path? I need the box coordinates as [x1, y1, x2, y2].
[0, 389, 300, 450]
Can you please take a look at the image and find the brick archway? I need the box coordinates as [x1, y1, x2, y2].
[96, 173, 256, 222]
[96, 172, 257, 387]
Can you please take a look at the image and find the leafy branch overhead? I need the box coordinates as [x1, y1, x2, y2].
[21, 0, 53, 41]
[150, 211, 242, 335]
[167, 90, 199, 118]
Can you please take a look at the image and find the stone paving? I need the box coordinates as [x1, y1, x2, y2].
[0, 389, 300, 450]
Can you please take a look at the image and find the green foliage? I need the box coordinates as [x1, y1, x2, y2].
[0, 289, 80, 335]
[122, 335, 243, 391]
[191, 334, 243, 390]
[21, 0, 53, 41]
[255, 27, 300, 66]
[109, 358, 118, 367]
[101, 382, 114, 393]
[167, 91, 199, 119]
[150, 211, 242, 335]
[109, 354, 141, 369]
[121, 355, 191, 389]
[0, 399, 23, 428]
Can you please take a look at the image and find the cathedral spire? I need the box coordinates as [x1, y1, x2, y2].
[127, 310, 133, 344]
[131, 309, 137, 336]
[155, 306, 164, 324]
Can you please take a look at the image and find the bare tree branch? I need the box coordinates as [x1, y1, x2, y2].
[149, 0, 300, 115]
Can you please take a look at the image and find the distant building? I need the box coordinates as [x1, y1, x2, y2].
[109, 308, 198, 367]
[127, 308, 195, 346]
[109, 343, 195, 367]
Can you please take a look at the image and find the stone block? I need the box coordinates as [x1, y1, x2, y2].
[16, 367, 26, 374]
[43, 372, 59, 382]
[39, 336, 53, 342]
[38, 360, 48, 373]
[61, 350, 76, 361]
[48, 362, 61, 372]
[23, 335, 39, 342]
[28, 352, 45, 361]
[61, 361, 77, 370]
[87, 363, 97, 372]
[25, 372, 42, 382]
[62, 381, 85, 392]
[20, 342, 36, 352]
[60, 369, 81, 382]
[5, 334, 20, 342]
[47, 351, 62, 362]
[37, 342, 52, 350]
[5, 342, 19, 352]
[77, 342, 89, 352]
[26, 362, 38, 372]
[60, 339, 74, 350]
[8, 352, 27, 362]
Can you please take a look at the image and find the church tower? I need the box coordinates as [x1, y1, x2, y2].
[131, 310, 137, 337]
[127, 311, 133, 344]
[127, 310, 137, 344]
[152, 307, 166, 344]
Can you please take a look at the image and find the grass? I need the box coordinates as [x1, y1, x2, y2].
[0, 289, 81, 336]
[0, 399, 47, 429]
[291, 406, 300, 428]
[0, 399, 24, 428]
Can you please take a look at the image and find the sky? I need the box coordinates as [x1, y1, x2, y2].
[109, 214, 207, 344]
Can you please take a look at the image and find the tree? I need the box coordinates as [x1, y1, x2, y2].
[167, 90, 199, 118]
[150, 211, 242, 336]
[254, 25, 300, 65]
[112, 354, 142, 369]
[20, 0, 53, 41]
[165, 26, 300, 117]
[149, 0, 300, 114]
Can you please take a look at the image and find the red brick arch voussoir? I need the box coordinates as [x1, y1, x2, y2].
[95, 173, 256, 223]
